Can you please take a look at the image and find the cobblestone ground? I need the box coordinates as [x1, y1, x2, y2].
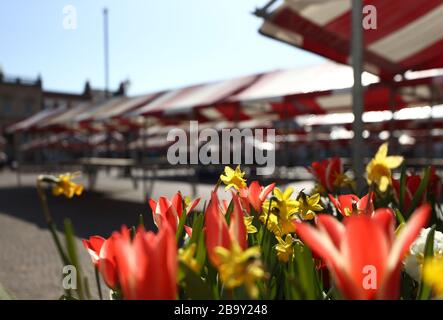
[0, 169, 149, 299]
[0, 168, 313, 299]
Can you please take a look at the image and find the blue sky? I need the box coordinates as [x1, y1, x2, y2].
[0, 0, 324, 95]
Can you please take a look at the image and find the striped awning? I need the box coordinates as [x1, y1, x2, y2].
[6, 107, 66, 133]
[258, 0, 443, 78]
[126, 62, 379, 124]
[12, 64, 443, 133]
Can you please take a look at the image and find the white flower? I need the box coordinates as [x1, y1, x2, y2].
[403, 228, 443, 281]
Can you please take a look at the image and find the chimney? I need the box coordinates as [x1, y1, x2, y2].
[83, 80, 92, 99]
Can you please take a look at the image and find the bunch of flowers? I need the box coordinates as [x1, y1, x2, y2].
[37, 143, 443, 300]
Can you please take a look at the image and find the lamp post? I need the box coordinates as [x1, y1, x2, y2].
[351, 0, 364, 191]
[103, 8, 109, 99]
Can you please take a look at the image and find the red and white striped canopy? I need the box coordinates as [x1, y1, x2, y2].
[258, 0, 443, 78]
[126, 62, 379, 125]
[6, 107, 65, 133]
[10, 64, 443, 133]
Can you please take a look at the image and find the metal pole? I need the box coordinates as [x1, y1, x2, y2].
[428, 83, 436, 167]
[351, 0, 364, 192]
[14, 133, 22, 186]
[103, 8, 109, 98]
[191, 109, 198, 198]
[389, 83, 397, 154]
[142, 118, 148, 200]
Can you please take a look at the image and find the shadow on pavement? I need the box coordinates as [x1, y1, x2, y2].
[0, 186, 156, 238]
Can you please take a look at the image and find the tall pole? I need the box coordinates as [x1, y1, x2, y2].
[351, 0, 364, 192]
[103, 8, 109, 98]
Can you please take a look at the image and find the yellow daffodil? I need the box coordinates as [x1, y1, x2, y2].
[333, 172, 355, 190]
[275, 234, 294, 262]
[214, 243, 265, 298]
[296, 192, 323, 220]
[220, 165, 247, 191]
[184, 196, 191, 207]
[312, 183, 326, 196]
[366, 143, 403, 192]
[244, 216, 257, 234]
[52, 173, 83, 198]
[179, 243, 201, 273]
[260, 187, 299, 236]
[423, 256, 443, 298]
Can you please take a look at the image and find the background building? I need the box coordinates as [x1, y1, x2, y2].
[0, 69, 127, 133]
[0, 68, 128, 163]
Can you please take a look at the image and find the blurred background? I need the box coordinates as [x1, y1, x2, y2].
[1, 0, 443, 299]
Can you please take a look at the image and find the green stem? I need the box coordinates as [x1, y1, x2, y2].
[49, 222, 70, 266]
[213, 178, 222, 193]
[261, 197, 274, 247]
[95, 266, 103, 300]
[36, 179, 70, 265]
[364, 183, 374, 215]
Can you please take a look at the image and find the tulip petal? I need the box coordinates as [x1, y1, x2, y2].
[372, 208, 395, 245]
[98, 237, 119, 289]
[184, 225, 193, 238]
[204, 192, 231, 267]
[158, 197, 179, 232]
[259, 182, 276, 202]
[342, 215, 389, 299]
[82, 236, 105, 265]
[316, 214, 345, 249]
[248, 181, 261, 212]
[149, 199, 160, 227]
[295, 221, 342, 271]
[357, 193, 374, 215]
[229, 192, 247, 250]
[171, 192, 183, 218]
[387, 204, 431, 273]
[186, 198, 201, 215]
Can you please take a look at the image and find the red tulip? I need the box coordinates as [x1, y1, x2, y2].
[149, 192, 200, 235]
[82, 236, 104, 266]
[392, 168, 441, 214]
[112, 224, 177, 300]
[204, 191, 247, 267]
[239, 181, 275, 213]
[428, 167, 442, 200]
[308, 157, 343, 193]
[328, 193, 374, 217]
[82, 235, 119, 289]
[295, 205, 430, 299]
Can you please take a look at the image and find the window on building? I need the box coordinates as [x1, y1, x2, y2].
[24, 99, 35, 115]
[2, 99, 13, 116]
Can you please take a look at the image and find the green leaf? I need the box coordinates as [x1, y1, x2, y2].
[48, 221, 70, 266]
[224, 200, 234, 224]
[416, 225, 436, 300]
[0, 283, 14, 300]
[195, 228, 207, 268]
[182, 263, 214, 300]
[176, 209, 188, 243]
[205, 263, 220, 299]
[395, 209, 406, 225]
[294, 242, 321, 300]
[138, 214, 145, 228]
[64, 219, 85, 300]
[399, 163, 406, 210]
[406, 167, 431, 217]
[186, 213, 207, 268]
[190, 213, 204, 245]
